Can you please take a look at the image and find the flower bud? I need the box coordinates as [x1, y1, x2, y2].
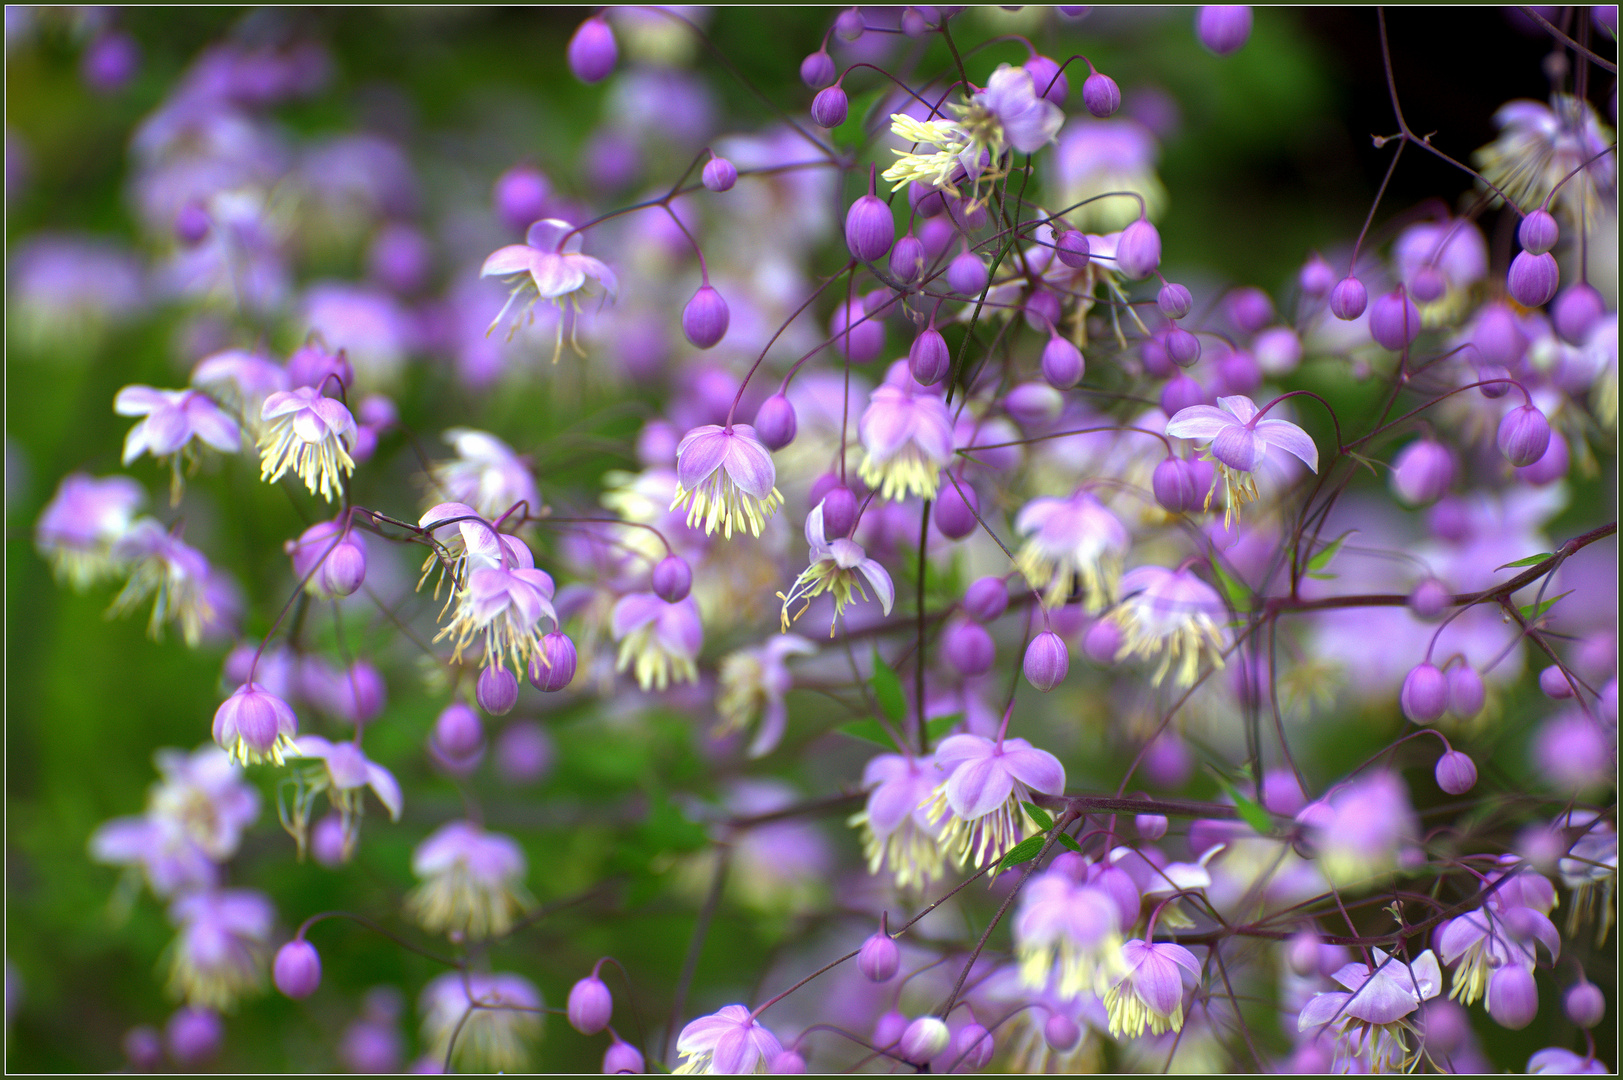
[603, 1038, 644, 1074]
[1497, 405, 1551, 468]
[320, 539, 367, 597]
[1368, 288, 1422, 350]
[1299, 253, 1335, 296]
[529, 632, 578, 692]
[944, 619, 996, 676]
[1135, 812, 1167, 840]
[273, 939, 322, 999]
[435, 702, 485, 758]
[567, 17, 618, 84]
[494, 165, 550, 232]
[949, 1022, 995, 1070]
[1004, 382, 1063, 426]
[1043, 1013, 1080, 1050]
[1564, 981, 1605, 1028]
[1160, 373, 1205, 416]
[801, 48, 836, 89]
[682, 285, 730, 349]
[818, 486, 858, 539]
[1400, 662, 1449, 723]
[1518, 208, 1558, 254]
[567, 974, 613, 1035]
[1408, 577, 1450, 620]
[1472, 302, 1527, 366]
[1054, 229, 1090, 268]
[900, 1016, 950, 1064]
[1215, 348, 1261, 396]
[1222, 286, 1271, 332]
[1517, 428, 1568, 485]
[1196, 5, 1253, 54]
[858, 929, 900, 982]
[287, 342, 355, 392]
[910, 180, 948, 218]
[1448, 665, 1485, 718]
[1158, 282, 1193, 319]
[1152, 457, 1198, 513]
[1553, 283, 1605, 344]
[651, 554, 694, 603]
[1026, 53, 1068, 106]
[835, 7, 865, 39]
[1329, 276, 1367, 320]
[1286, 930, 1321, 976]
[1507, 250, 1559, 307]
[1487, 965, 1538, 1029]
[476, 665, 519, 716]
[1435, 750, 1477, 795]
[1024, 631, 1070, 692]
[124, 1025, 164, 1070]
[933, 481, 979, 540]
[1082, 70, 1121, 117]
[1024, 286, 1062, 329]
[175, 201, 210, 246]
[1082, 618, 1122, 664]
[1476, 363, 1513, 399]
[165, 1008, 223, 1066]
[909, 328, 952, 386]
[947, 250, 989, 295]
[902, 7, 932, 37]
[702, 156, 738, 193]
[846, 193, 896, 264]
[811, 85, 848, 128]
[1539, 665, 1574, 699]
[1115, 219, 1161, 279]
[311, 814, 350, 867]
[769, 1050, 807, 1073]
[1390, 439, 1455, 507]
[754, 394, 798, 450]
[890, 233, 926, 282]
[1409, 265, 1446, 302]
[874, 1009, 908, 1049]
[831, 298, 886, 361]
[1166, 326, 1201, 366]
[1041, 333, 1084, 389]
[963, 576, 1009, 622]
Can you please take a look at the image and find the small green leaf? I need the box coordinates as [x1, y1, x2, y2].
[1519, 589, 1573, 622]
[1208, 769, 1272, 835]
[834, 720, 896, 748]
[993, 834, 1046, 874]
[926, 713, 965, 741]
[870, 648, 906, 724]
[1022, 802, 1054, 830]
[1056, 832, 1084, 854]
[1307, 530, 1355, 573]
[1498, 552, 1554, 570]
[1210, 562, 1251, 615]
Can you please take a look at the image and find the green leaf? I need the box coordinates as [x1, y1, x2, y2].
[1022, 802, 1054, 830]
[1208, 769, 1272, 835]
[993, 834, 1046, 874]
[1518, 589, 1573, 622]
[1209, 561, 1251, 615]
[870, 648, 906, 724]
[1307, 530, 1355, 573]
[1056, 832, 1084, 854]
[926, 713, 965, 741]
[835, 719, 896, 748]
[1498, 552, 1554, 570]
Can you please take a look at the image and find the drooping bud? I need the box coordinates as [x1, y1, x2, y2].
[1166, 326, 1201, 366]
[1408, 577, 1451, 620]
[811, 85, 849, 128]
[949, 1022, 995, 1070]
[1043, 1013, 1080, 1051]
[1082, 70, 1121, 117]
[845, 169, 896, 263]
[754, 394, 799, 450]
[874, 1010, 908, 1049]
[963, 576, 1009, 622]
[1517, 209, 1559, 254]
[1055, 229, 1090, 268]
[1329, 276, 1367, 320]
[702, 156, 738, 193]
[1135, 812, 1168, 840]
[1448, 665, 1485, 718]
[1552, 283, 1605, 344]
[801, 49, 836, 89]
[1024, 631, 1071, 692]
[933, 481, 979, 540]
[1564, 981, 1606, 1028]
[1115, 218, 1161, 279]
[682, 286, 730, 349]
[899, 1017, 951, 1064]
[1400, 662, 1449, 723]
[1539, 665, 1575, 699]
[1196, 5, 1254, 54]
[603, 1038, 645, 1074]
[909, 327, 952, 386]
[567, 974, 613, 1035]
[1082, 618, 1122, 664]
[1158, 282, 1193, 319]
[770, 1050, 807, 1073]
[944, 619, 996, 675]
[819, 486, 859, 539]
[319, 537, 367, 597]
[1286, 930, 1321, 977]
[476, 665, 519, 716]
[529, 632, 578, 692]
[1003, 382, 1063, 426]
[1299, 253, 1335, 296]
[858, 925, 900, 982]
[831, 297, 886, 361]
[835, 7, 866, 40]
[1368, 288, 1422, 350]
[1390, 439, 1455, 507]
[567, 17, 618, 84]
[910, 181, 948, 218]
[1507, 250, 1559, 307]
[1486, 965, 1538, 1029]
[947, 249, 989, 295]
[1497, 405, 1551, 468]
[434, 702, 485, 759]
[494, 164, 550, 233]
[1041, 332, 1085, 389]
[1152, 457, 1199, 513]
[1435, 750, 1477, 795]
[651, 554, 693, 603]
[1409, 265, 1446, 302]
[1160, 373, 1205, 416]
[273, 939, 322, 999]
[890, 233, 926, 282]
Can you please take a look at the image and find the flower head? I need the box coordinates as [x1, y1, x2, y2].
[115, 385, 242, 503]
[109, 519, 221, 645]
[612, 592, 703, 691]
[165, 888, 275, 1011]
[925, 734, 1066, 870]
[1473, 96, 1616, 227]
[1108, 565, 1229, 687]
[857, 385, 955, 501]
[433, 534, 557, 674]
[1297, 949, 1442, 1073]
[420, 971, 543, 1073]
[1166, 395, 1317, 525]
[257, 386, 358, 502]
[1015, 861, 1128, 999]
[292, 735, 402, 850]
[716, 634, 817, 758]
[1102, 939, 1202, 1038]
[481, 218, 618, 361]
[1014, 488, 1130, 610]
[1297, 770, 1421, 888]
[406, 821, 531, 939]
[849, 753, 948, 892]
[778, 501, 895, 635]
[428, 428, 540, 522]
[35, 472, 145, 588]
[670, 424, 782, 539]
[672, 1004, 783, 1075]
[212, 682, 299, 767]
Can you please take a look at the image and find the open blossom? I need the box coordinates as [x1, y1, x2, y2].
[848, 753, 947, 892]
[428, 428, 540, 521]
[165, 888, 275, 1011]
[612, 592, 703, 690]
[190, 348, 288, 433]
[481, 217, 618, 362]
[778, 500, 894, 635]
[883, 64, 1064, 198]
[715, 634, 816, 758]
[1297, 949, 1442, 1073]
[1166, 394, 1317, 524]
[672, 1004, 783, 1075]
[670, 424, 782, 539]
[420, 971, 543, 1074]
[35, 472, 145, 588]
[292, 735, 402, 838]
[257, 386, 358, 502]
[1015, 858, 1127, 999]
[1473, 95, 1616, 226]
[1108, 565, 1229, 687]
[925, 733, 1066, 870]
[212, 682, 299, 767]
[406, 821, 531, 939]
[108, 518, 220, 645]
[433, 531, 557, 674]
[115, 385, 241, 503]
[1297, 770, 1421, 888]
[1102, 939, 1203, 1039]
[858, 384, 955, 501]
[1014, 488, 1130, 610]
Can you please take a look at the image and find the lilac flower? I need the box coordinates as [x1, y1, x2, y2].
[1435, 901, 1558, 1010]
[435, 529, 557, 675]
[416, 501, 531, 595]
[884, 66, 1063, 198]
[1297, 771, 1421, 888]
[1014, 488, 1130, 610]
[925, 733, 1066, 869]
[420, 971, 543, 1073]
[1053, 118, 1166, 230]
[91, 815, 219, 899]
[115, 386, 241, 503]
[669, 423, 782, 539]
[1297, 949, 1442, 1073]
[716, 634, 817, 758]
[190, 348, 287, 433]
[212, 681, 299, 767]
[8, 233, 145, 342]
[256, 386, 357, 505]
[292, 735, 402, 832]
[1474, 96, 1616, 225]
[108, 519, 219, 645]
[858, 385, 955, 501]
[1102, 939, 1203, 1038]
[165, 888, 275, 1010]
[1109, 565, 1229, 687]
[428, 428, 540, 521]
[284, 519, 367, 599]
[35, 472, 145, 588]
[849, 752, 947, 892]
[141, 745, 261, 861]
[481, 218, 618, 361]
[1014, 860, 1127, 998]
[300, 282, 414, 389]
[1529, 1047, 1612, 1074]
[612, 592, 703, 691]
[778, 501, 895, 635]
[406, 821, 531, 939]
[1165, 394, 1318, 524]
[672, 1004, 783, 1075]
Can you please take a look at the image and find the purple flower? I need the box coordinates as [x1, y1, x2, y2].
[35, 472, 145, 588]
[1297, 948, 1441, 1072]
[1015, 861, 1127, 998]
[1109, 565, 1229, 687]
[212, 682, 299, 767]
[1014, 489, 1130, 610]
[437, 537, 557, 675]
[165, 888, 275, 1010]
[670, 424, 782, 539]
[108, 519, 221, 645]
[1297, 770, 1420, 887]
[716, 634, 817, 758]
[406, 821, 531, 939]
[1475, 95, 1615, 225]
[115, 386, 241, 503]
[1196, 6, 1253, 54]
[851, 753, 948, 892]
[926, 734, 1066, 869]
[672, 1003, 783, 1075]
[858, 385, 955, 501]
[1529, 1047, 1611, 1074]
[420, 971, 542, 1073]
[190, 348, 287, 430]
[1103, 939, 1203, 1038]
[779, 501, 895, 635]
[293, 735, 403, 823]
[481, 219, 618, 361]
[428, 428, 540, 521]
[257, 386, 358, 503]
[1166, 394, 1318, 524]
[612, 592, 703, 691]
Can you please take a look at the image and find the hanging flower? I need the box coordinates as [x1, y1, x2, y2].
[115, 385, 242, 504]
[778, 500, 895, 635]
[924, 734, 1066, 870]
[1165, 395, 1317, 525]
[481, 218, 618, 362]
[257, 386, 358, 503]
[849, 753, 948, 893]
[1108, 565, 1229, 687]
[672, 1004, 783, 1075]
[670, 424, 782, 539]
[1297, 949, 1443, 1073]
[612, 592, 703, 691]
[406, 821, 531, 939]
[1014, 488, 1130, 611]
[857, 385, 955, 501]
[716, 634, 817, 758]
[1102, 939, 1202, 1039]
[883, 65, 1064, 199]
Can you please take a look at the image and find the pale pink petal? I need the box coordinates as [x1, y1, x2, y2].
[946, 755, 1014, 819]
[720, 425, 777, 499]
[858, 558, 895, 615]
[365, 762, 403, 821]
[186, 400, 242, 452]
[1217, 395, 1260, 423]
[1001, 745, 1066, 795]
[480, 245, 537, 278]
[675, 426, 729, 489]
[1254, 418, 1319, 473]
[529, 254, 588, 298]
[114, 385, 171, 416]
[1165, 406, 1235, 441]
[1297, 992, 1353, 1032]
